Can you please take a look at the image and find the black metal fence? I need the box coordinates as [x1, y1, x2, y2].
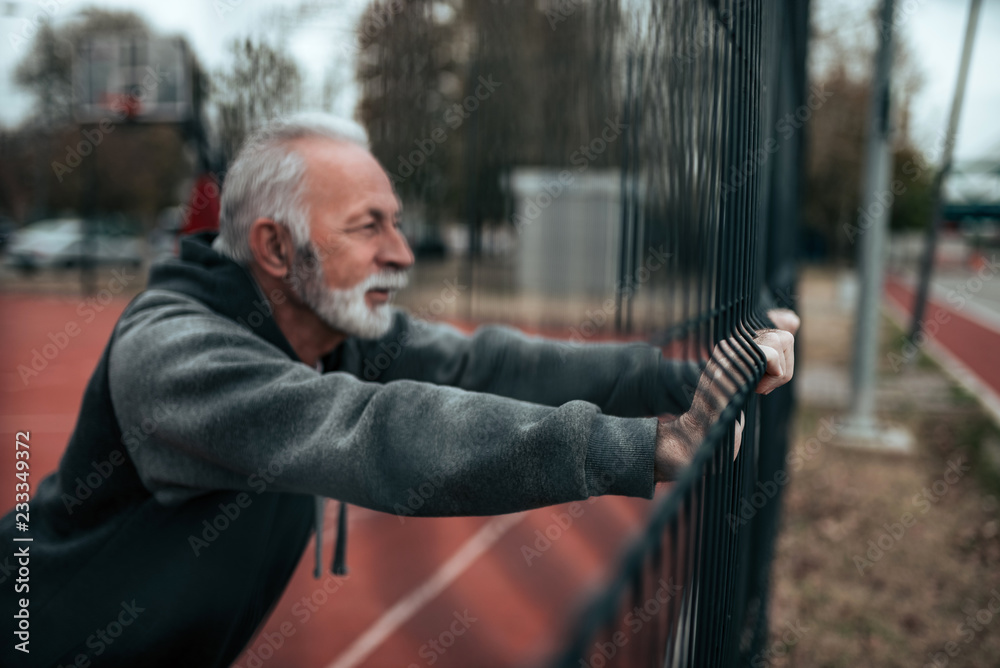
[547, 1, 808, 666]
[364, 0, 808, 664]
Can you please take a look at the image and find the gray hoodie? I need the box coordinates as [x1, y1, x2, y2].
[112, 281, 702, 575]
[0, 233, 699, 667]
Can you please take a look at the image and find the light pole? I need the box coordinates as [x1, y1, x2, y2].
[842, 0, 911, 452]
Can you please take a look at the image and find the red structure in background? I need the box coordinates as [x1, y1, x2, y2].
[181, 172, 221, 235]
[101, 92, 143, 121]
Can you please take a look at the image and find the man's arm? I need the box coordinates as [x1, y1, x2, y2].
[108, 291, 658, 513]
[347, 309, 701, 418]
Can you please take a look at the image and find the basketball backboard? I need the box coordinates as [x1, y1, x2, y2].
[73, 34, 192, 124]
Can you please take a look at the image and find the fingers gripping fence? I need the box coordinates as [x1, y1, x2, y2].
[359, 0, 807, 664]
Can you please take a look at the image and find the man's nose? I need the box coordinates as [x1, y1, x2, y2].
[379, 224, 415, 270]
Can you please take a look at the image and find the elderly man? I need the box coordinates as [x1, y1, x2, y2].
[0, 114, 795, 667]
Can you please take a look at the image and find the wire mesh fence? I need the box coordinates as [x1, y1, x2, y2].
[363, 0, 808, 665]
[545, 1, 808, 666]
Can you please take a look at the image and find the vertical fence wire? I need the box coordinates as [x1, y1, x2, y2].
[548, 0, 806, 665]
[360, 0, 806, 662]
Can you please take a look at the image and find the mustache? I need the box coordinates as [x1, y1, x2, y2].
[357, 269, 409, 293]
[289, 245, 409, 295]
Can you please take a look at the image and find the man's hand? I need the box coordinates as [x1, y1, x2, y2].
[654, 314, 797, 482]
[757, 308, 798, 395]
[767, 307, 801, 336]
[754, 328, 795, 395]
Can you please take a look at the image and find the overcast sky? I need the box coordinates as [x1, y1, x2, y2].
[1, 0, 997, 163]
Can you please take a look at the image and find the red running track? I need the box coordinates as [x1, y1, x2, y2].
[0, 294, 663, 668]
[884, 275, 1000, 404]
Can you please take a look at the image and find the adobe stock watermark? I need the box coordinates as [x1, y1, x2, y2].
[521, 465, 623, 566]
[886, 254, 999, 371]
[7, 0, 67, 53]
[406, 609, 478, 668]
[51, 65, 171, 182]
[341, 0, 408, 55]
[361, 277, 468, 381]
[232, 573, 349, 668]
[60, 400, 177, 515]
[215, 286, 288, 351]
[511, 116, 628, 234]
[946, 255, 1000, 311]
[879, 0, 926, 38]
[518, 498, 593, 566]
[671, 1, 750, 65]
[17, 267, 138, 386]
[388, 75, 502, 186]
[749, 619, 810, 667]
[391, 471, 446, 523]
[392, 410, 505, 522]
[555, 244, 669, 361]
[923, 590, 1000, 668]
[545, 0, 585, 30]
[188, 460, 285, 556]
[727, 416, 842, 531]
[213, 0, 246, 19]
[853, 456, 971, 575]
[844, 130, 947, 244]
[283, 0, 408, 59]
[721, 83, 832, 199]
[568, 118, 629, 172]
[51, 600, 145, 668]
[577, 577, 683, 668]
[179, 172, 222, 223]
[887, 309, 952, 371]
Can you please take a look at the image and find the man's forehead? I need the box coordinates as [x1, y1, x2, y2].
[292, 137, 400, 211]
[292, 137, 375, 179]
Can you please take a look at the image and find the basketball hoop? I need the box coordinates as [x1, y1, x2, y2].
[74, 35, 191, 124]
[100, 92, 142, 121]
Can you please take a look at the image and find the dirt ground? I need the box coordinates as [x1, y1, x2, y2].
[766, 268, 1000, 668]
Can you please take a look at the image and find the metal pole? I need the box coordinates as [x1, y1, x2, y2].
[908, 0, 982, 345]
[848, 0, 895, 433]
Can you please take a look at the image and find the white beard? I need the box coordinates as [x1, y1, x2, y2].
[289, 246, 409, 339]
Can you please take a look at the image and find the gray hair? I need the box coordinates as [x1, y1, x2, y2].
[212, 113, 370, 266]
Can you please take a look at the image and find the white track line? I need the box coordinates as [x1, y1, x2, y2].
[325, 513, 525, 668]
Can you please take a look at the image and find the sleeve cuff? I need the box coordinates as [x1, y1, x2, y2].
[584, 414, 658, 500]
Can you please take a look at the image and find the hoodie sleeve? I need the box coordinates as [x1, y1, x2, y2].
[108, 291, 657, 512]
[350, 309, 702, 418]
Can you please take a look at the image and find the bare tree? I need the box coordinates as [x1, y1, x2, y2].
[8, 8, 190, 224]
[803, 1, 932, 262]
[353, 0, 622, 250]
[14, 9, 151, 129]
[213, 38, 303, 166]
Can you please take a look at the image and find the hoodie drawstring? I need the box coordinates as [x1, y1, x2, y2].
[332, 502, 349, 575]
[314, 497, 349, 579]
[312, 359, 348, 579]
[313, 497, 324, 579]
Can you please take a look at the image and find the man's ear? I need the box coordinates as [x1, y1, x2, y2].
[248, 218, 296, 278]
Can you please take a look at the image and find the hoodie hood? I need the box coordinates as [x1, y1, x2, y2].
[1, 231, 322, 667]
[149, 231, 348, 578]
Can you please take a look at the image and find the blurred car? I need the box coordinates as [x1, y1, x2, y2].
[413, 234, 448, 259]
[0, 217, 15, 253]
[150, 206, 185, 262]
[5, 217, 144, 272]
